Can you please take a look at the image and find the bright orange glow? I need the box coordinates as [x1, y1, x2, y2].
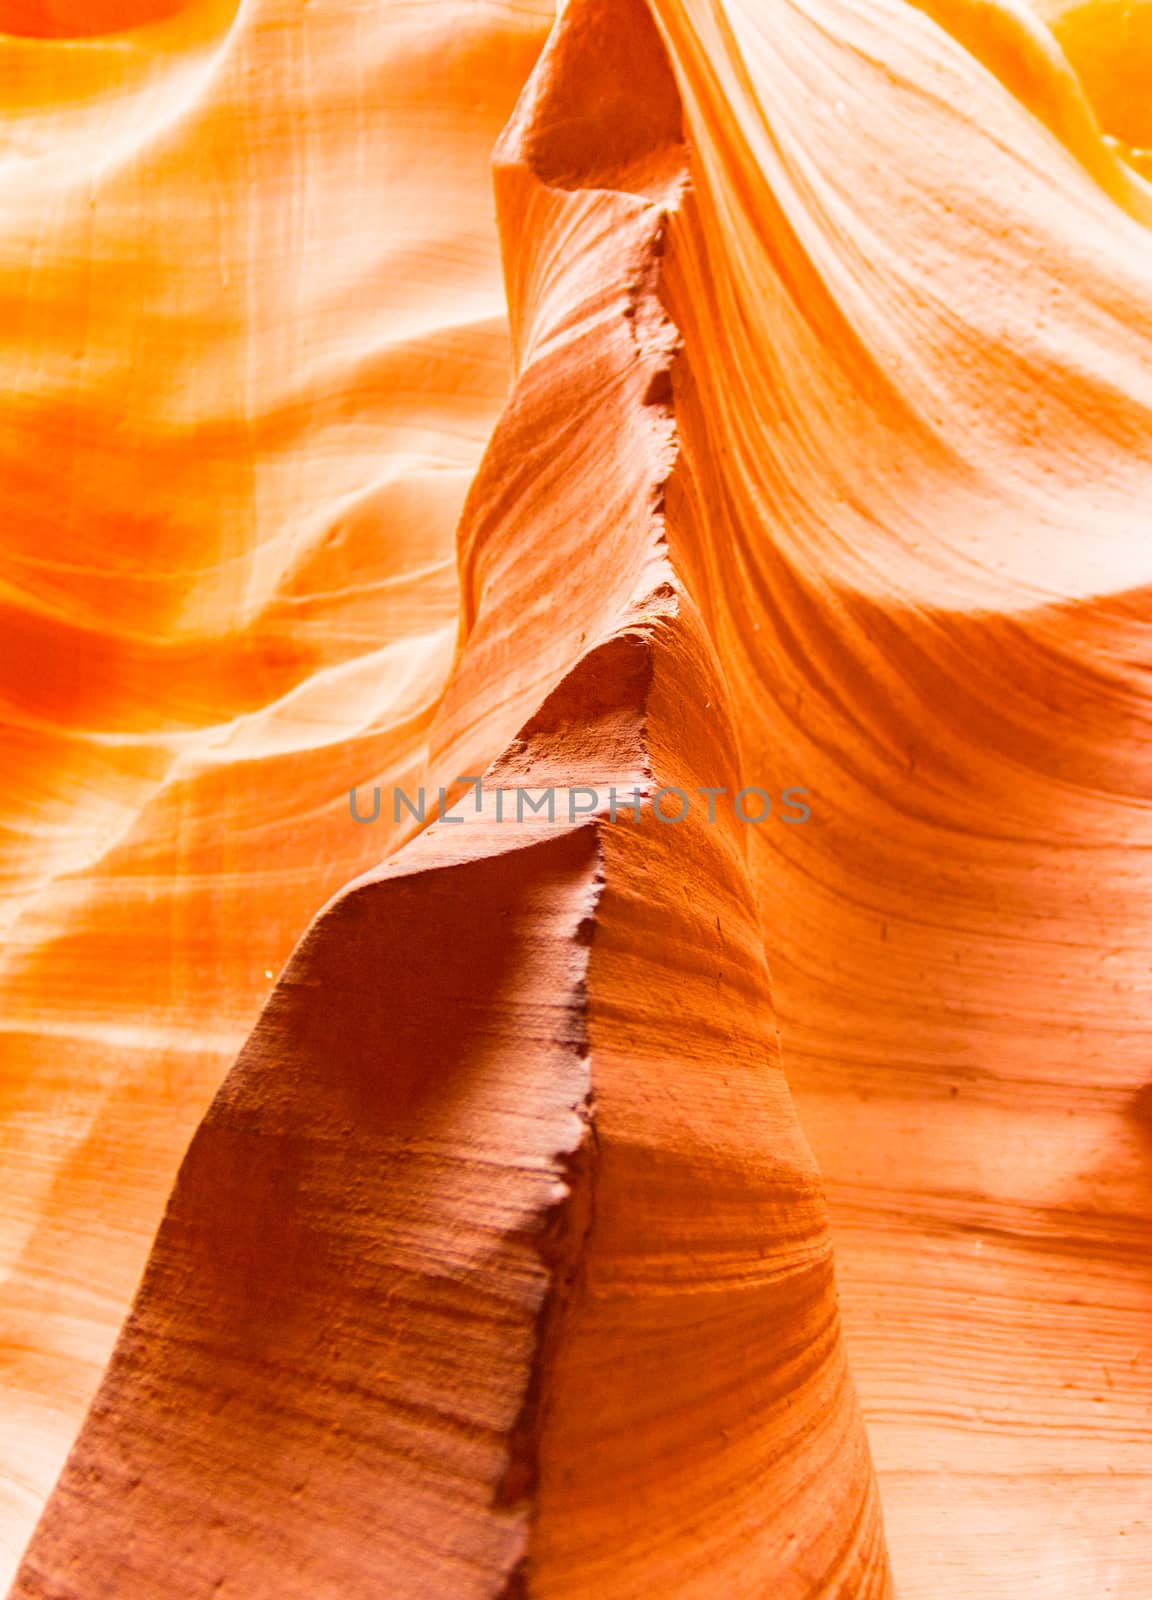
[2, 0, 1150, 1595]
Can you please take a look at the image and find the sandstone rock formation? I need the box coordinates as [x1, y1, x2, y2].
[2, 0, 1150, 1595]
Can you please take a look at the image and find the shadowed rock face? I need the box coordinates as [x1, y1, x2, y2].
[3, 0, 1152, 1597]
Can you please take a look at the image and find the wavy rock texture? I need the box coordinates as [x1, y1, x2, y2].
[3, 0, 1152, 1596]
[0, 0, 552, 1584]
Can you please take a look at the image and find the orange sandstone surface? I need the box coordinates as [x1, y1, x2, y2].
[2, 0, 1151, 1595]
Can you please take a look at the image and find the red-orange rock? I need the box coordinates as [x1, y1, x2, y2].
[4, 0, 1152, 1594]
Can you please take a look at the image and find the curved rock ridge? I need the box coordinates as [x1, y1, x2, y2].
[641, 0, 1152, 1593]
[10, 0, 893, 1595]
[4, 0, 1152, 1595]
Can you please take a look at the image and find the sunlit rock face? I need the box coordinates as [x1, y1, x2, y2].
[2, 0, 1150, 1596]
[0, 0, 552, 1583]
